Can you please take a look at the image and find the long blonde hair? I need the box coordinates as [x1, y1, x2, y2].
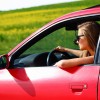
[78, 21, 100, 51]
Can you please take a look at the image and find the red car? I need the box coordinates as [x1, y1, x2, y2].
[0, 5, 100, 100]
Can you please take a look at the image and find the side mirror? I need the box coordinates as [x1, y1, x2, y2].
[0, 55, 9, 69]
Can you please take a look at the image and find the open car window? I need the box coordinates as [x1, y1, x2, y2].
[21, 27, 78, 55]
[14, 27, 78, 67]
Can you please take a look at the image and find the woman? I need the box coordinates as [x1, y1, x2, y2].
[54, 21, 100, 68]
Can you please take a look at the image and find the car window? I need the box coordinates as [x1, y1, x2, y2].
[13, 27, 78, 67]
[20, 27, 78, 56]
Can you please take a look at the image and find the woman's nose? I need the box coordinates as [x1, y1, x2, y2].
[76, 40, 79, 44]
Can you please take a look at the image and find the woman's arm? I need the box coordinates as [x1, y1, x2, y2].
[54, 56, 94, 68]
[55, 46, 82, 57]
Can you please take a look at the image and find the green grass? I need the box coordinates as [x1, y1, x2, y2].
[0, 0, 99, 55]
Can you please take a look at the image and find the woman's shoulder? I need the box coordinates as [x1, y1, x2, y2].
[80, 50, 90, 57]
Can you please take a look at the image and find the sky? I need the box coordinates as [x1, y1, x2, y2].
[0, 0, 77, 11]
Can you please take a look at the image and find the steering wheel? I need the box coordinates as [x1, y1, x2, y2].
[47, 49, 78, 66]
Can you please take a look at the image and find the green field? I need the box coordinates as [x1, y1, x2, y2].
[0, 0, 99, 55]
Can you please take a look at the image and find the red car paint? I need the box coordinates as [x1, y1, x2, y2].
[0, 66, 99, 100]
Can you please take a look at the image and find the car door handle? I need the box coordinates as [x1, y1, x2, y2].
[70, 84, 87, 95]
[71, 85, 84, 89]
[70, 84, 87, 90]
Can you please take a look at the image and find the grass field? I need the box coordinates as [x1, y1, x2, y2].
[0, 0, 99, 55]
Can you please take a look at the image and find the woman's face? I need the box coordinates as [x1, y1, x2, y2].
[77, 29, 90, 50]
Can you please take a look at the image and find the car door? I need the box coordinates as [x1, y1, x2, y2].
[0, 65, 99, 100]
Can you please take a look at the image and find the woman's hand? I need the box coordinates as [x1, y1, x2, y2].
[55, 46, 66, 52]
[54, 60, 64, 68]
[54, 59, 71, 68]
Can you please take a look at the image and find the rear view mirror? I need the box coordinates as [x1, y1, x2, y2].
[0, 55, 9, 69]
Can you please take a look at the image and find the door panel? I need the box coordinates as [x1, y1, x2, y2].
[66, 66, 99, 100]
[0, 65, 99, 100]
